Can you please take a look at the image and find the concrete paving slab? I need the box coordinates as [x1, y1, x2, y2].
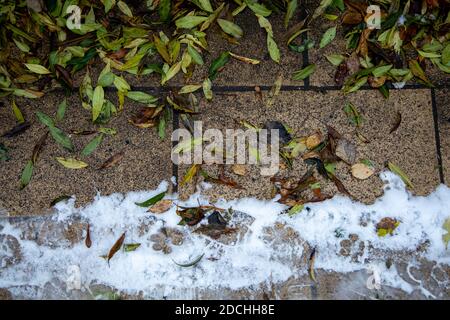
[181, 12, 305, 87]
[178, 89, 439, 204]
[0, 91, 172, 216]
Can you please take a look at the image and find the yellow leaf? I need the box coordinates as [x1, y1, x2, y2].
[24, 63, 51, 75]
[56, 157, 88, 169]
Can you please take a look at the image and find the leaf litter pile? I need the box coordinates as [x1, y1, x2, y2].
[0, 0, 450, 298]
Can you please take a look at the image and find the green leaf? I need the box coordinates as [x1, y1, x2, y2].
[36, 111, 55, 127]
[343, 76, 368, 93]
[56, 98, 67, 122]
[388, 162, 414, 189]
[92, 86, 105, 122]
[311, 0, 333, 20]
[126, 91, 159, 104]
[24, 63, 51, 75]
[325, 54, 345, 66]
[158, 0, 171, 22]
[209, 51, 230, 80]
[161, 61, 181, 85]
[12, 100, 25, 124]
[175, 16, 209, 29]
[284, 0, 298, 28]
[408, 60, 433, 86]
[179, 84, 203, 94]
[202, 78, 213, 100]
[245, 0, 271, 17]
[97, 72, 115, 87]
[217, 19, 243, 39]
[372, 64, 393, 78]
[102, 0, 116, 13]
[292, 64, 316, 80]
[135, 191, 166, 207]
[193, 0, 213, 12]
[267, 35, 280, 63]
[443, 218, 450, 249]
[344, 102, 363, 127]
[187, 45, 204, 65]
[117, 1, 133, 17]
[56, 157, 88, 169]
[49, 126, 74, 151]
[288, 204, 304, 217]
[81, 134, 104, 157]
[319, 26, 336, 49]
[124, 243, 141, 252]
[173, 253, 204, 267]
[20, 160, 34, 189]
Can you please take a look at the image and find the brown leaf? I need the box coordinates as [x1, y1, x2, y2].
[351, 163, 374, 180]
[129, 107, 161, 128]
[306, 132, 323, 149]
[390, 112, 402, 134]
[341, 10, 363, 25]
[334, 63, 349, 86]
[55, 64, 73, 90]
[32, 131, 48, 164]
[99, 151, 124, 170]
[107, 232, 126, 264]
[109, 48, 127, 60]
[149, 199, 173, 214]
[329, 173, 352, 198]
[85, 224, 92, 248]
[231, 164, 247, 176]
[368, 75, 387, 88]
[177, 207, 206, 226]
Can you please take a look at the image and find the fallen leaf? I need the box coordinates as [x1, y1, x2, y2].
[376, 217, 400, 237]
[124, 243, 141, 252]
[149, 199, 173, 213]
[351, 163, 374, 180]
[231, 164, 247, 176]
[135, 191, 166, 208]
[173, 253, 204, 267]
[442, 218, 450, 249]
[306, 132, 322, 149]
[85, 224, 92, 248]
[99, 151, 124, 170]
[56, 157, 88, 169]
[107, 232, 126, 264]
[387, 162, 414, 189]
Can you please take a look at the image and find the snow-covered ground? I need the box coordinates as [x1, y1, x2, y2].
[1, 172, 449, 299]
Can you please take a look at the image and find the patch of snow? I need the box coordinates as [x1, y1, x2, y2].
[0, 172, 449, 298]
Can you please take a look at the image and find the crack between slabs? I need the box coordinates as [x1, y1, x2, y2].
[431, 88, 445, 184]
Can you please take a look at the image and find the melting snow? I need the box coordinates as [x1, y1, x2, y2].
[0, 172, 449, 299]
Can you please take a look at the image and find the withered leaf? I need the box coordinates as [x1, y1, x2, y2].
[149, 199, 173, 213]
[99, 151, 124, 170]
[107, 232, 126, 265]
[351, 163, 375, 180]
[32, 131, 48, 164]
[231, 164, 247, 176]
[390, 112, 402, 134]
[55, 64, 73, 90]
[85, 224, 92, 248]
